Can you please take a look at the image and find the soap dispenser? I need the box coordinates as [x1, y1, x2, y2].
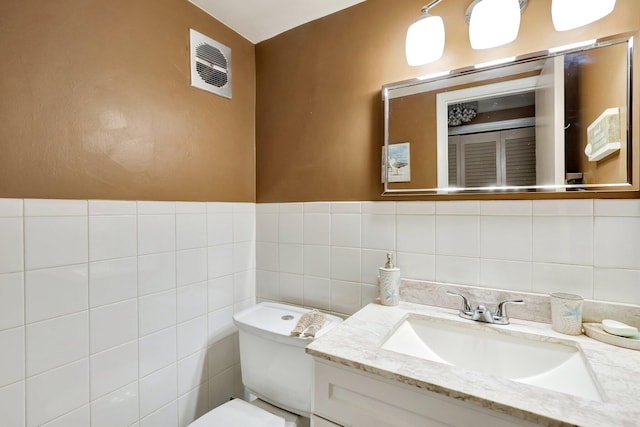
[379, 253, 400, 306]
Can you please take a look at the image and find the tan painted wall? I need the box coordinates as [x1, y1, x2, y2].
[0, 0, 255, 201]
[388, 91, 438, 189]
[255, 0, 640, 202]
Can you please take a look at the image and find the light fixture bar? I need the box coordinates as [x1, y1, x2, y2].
[474, 56, 517, 69]
[417, 70, 451, 80]
[425, 0, 444, 10]
[548, 39, 597, 54]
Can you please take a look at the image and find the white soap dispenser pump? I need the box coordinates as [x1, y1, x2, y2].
[379, 253, 401, 306]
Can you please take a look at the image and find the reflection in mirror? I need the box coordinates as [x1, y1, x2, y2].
[382, 34, 634, 195]
[437, 74, 540, 189]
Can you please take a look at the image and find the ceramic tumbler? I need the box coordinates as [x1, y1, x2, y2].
[550, 292, 584, 335]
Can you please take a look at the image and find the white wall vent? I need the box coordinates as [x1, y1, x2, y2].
[190, 29, 232, 99]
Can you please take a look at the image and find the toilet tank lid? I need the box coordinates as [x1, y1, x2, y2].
[233, 303, 343, 347]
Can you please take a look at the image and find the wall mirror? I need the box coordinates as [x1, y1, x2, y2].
[382, 33, 635, 196]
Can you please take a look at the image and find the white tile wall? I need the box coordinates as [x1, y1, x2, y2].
[278, 244, 303, 274]
[25, 216, 88, 270]
[25, 264, 88, 323]
[178, 384, 209, 427]
[436, 255, 480, 285]
[44, 405, 90, 427]
[138, 253, 176, 296]
[139, 290, 177, 337]
[177, 248, 207, 287]
[3, 197, 639, 426]
[26, 359, 89, 427]
[436, 215, 480, 257]
[0, 199, 250, 427]
[26, 312, 89, 376]
[0, 272, 24, 331]
[90, 299, 138, 354]
[256, 200, 640, 315]
[88, 215, 137, 261]
[89, 257, 138, 308]
[139, 327, 177, 377]
[0, 380, 25, 427]
[0, 217, 23, 274]
[177, 282, 208, 323]
[303, 213, 330, 246]
[90, 382, 139, 427]
[361, 213, 396, 250]
[0, 327, 25, 387]
[90, 341, 138, 400]
[331, 213, 361, 247]
[177, 317, 208, 359]
[178, 350, 208, 396]
[279, 273, 304, 305]
[533, 216, 593, 265]
[140, 400, 178, 427]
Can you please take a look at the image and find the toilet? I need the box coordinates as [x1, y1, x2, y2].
[189, 302, 343, 426]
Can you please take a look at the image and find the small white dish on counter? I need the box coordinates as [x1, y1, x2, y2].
[583, 322, 640, 351]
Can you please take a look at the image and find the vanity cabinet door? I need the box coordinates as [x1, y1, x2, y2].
[313, 359, 539, 427]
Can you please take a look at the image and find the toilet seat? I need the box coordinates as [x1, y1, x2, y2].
[189, 398, 285, 427]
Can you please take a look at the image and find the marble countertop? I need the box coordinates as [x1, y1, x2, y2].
[306, 301, 640, 427]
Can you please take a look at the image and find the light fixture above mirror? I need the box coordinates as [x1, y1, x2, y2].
[405, 0, 446, 66]
[467, 0, 526, 50]
[406, 0, 618, 66]
[552, 0, 616, 31]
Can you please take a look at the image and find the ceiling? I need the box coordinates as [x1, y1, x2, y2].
[188, 0, 366, 44]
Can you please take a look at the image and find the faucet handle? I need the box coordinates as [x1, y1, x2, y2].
[446, 291, 473, 313]
[494, 299, 525, 319]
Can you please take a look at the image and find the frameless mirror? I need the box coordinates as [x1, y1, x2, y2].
[382, 33, 634, 195]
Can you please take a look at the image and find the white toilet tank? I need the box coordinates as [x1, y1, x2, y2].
[232, 303, 342, 418]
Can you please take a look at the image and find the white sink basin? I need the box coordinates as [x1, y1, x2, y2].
[381, 316, 602, 401]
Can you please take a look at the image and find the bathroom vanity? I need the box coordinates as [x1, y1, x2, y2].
[306, 293, 640, 427]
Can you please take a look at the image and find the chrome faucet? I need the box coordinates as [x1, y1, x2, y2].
[446, 291, 524, 325]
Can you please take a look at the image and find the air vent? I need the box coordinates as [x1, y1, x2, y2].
[190, 29, 232, 99]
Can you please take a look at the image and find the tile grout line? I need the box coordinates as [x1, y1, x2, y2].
[21, 199, 27, 427]
[300, 204, 305, 308]
[434, 202, 439, 282]
[135, 201, 142, 425]
[591, 203, 596, 300]
[173, 206, 179, 416]
[85, 201, 92, 424]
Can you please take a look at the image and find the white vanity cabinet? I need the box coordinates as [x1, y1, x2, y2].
[312, 359, 540, 427]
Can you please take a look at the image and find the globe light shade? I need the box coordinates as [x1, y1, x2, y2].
[469, 0, 521, 50]
[552, 0, 616, 31]
[405, 13, 445, 66]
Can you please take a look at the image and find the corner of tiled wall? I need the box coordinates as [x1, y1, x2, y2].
[0, 198, 255, 427]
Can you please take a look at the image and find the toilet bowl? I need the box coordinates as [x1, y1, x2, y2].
[188, 302, 342, 427]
